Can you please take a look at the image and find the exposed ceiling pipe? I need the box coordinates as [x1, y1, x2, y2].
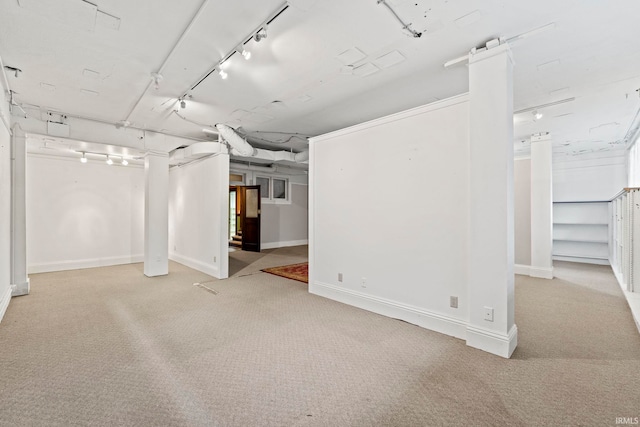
[123, 0, 212, 123]
[216, 123, 257, 156]
[214, 124, 309, 163]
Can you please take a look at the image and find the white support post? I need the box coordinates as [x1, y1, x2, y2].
[10, 125, 29, 296]
[530, 133, 554, 279]
[144, 152, 169, 277]
[467, 43, 517, 358]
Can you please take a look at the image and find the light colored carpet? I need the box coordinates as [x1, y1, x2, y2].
[0, 256, 639, 426]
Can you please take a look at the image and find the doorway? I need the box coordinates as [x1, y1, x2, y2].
[229, 185, 261, 252]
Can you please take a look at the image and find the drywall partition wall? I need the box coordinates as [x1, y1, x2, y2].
[26, 154, 145, 273]
[0, 104, 10, 323]
[168, 154, 229, 279]
[554, 153, 626, 202]
[310, 94, 470, 341]
[514, 158, 532, 272]
[261, 184, 308, 249]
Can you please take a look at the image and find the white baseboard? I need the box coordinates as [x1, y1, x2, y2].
[11, 279, 30, 296]
[514, 264, 530, 276]
[0, 286, 12, 325]
[466, 324, 518, 358]
[310, 281, 467, 340]
[261, 239, 309, 250]
[169, 252, 219, 279]
[310, 281, 520, 358]
[514, 264, 554, 279]
[529, 266, 554, 279]
[28, 255, 144, 274]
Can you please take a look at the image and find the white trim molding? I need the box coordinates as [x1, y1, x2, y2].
[28, 255, 144, 274]
[261, 240, 309, 250]
[11, 279, 30, 296]
[466, 324, 518, 358]
[514, 264, 554, 279]
[311, 280, 520, 358]
[169, 253, 219, 279]
[514, 264, 531, 276]
[310, 281, 468, 340]
[529, 266, 554, 279]
[0, 286, 12, 324]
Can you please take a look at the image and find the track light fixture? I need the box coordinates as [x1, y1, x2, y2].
[533, 110, 543, 121]
[76, 151, 130, 166]
[180, 99, 186, 109]
[237, 45, 252, 60]
[254, 26, 267, 42]
[184, 2, 289, 94]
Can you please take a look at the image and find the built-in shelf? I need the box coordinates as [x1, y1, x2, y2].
[553, 202, 609, 264]
[553, 239, 608, 244]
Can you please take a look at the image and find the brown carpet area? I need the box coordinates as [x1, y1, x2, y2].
[262, 262, 308, 283]
[0, 254, 639, 426]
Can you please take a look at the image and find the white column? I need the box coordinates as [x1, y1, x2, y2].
[144, 152, 169, 277]
[10, 125, 29, 296]
[530, 133, 554, 279]
[467, 43, 517, 358]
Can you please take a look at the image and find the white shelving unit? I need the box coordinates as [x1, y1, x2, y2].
[553, 201, 609, 264]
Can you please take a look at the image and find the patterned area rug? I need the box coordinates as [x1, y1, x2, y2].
[262, 262, 308, 283]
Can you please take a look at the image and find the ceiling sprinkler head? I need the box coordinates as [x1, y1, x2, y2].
[151, 72, 163, 90]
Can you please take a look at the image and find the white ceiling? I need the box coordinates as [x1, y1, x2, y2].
[2, 0, 640, 161]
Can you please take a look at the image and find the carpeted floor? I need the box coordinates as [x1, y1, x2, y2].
[0, 251, 639, 426]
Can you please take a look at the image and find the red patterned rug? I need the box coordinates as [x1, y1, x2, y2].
[262, 262, 308, 283]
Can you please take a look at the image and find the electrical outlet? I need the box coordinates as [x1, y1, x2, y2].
[484, 306, 494, 322]
[338, 273, 343, 282]
[450, 296, 458, 308]
[361, 277, 367, 288]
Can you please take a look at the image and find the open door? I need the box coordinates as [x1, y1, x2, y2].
[240, 185, 261, 252]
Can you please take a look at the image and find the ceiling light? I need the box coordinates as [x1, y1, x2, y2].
[180, 99, 186, 109]
[533, 111, 543, 120]
[219, 69, 228, 80]
[106, 155, 113, 165]
[254, 26, 267, 42]
[121, 158, 128, 166]
[242, 48, 251, 60]
[80, 152, 87, 163]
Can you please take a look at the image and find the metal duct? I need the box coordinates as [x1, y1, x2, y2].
[215, 123, 256, 157]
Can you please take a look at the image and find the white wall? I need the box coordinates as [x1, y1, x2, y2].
[0, 90, 11, 323]
[169, 155, 229, 279]
[554, 152, 626, 202]
[310, 95, 470, 340]
[514, 158, 531, 267]
[261, 183, 308, 249]
[26, 154, 145, 273]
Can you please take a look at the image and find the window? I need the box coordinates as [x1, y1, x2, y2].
[256, 176, 289, 203]
[273, 178, 286, 199]
[256, 177, 270, 199]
